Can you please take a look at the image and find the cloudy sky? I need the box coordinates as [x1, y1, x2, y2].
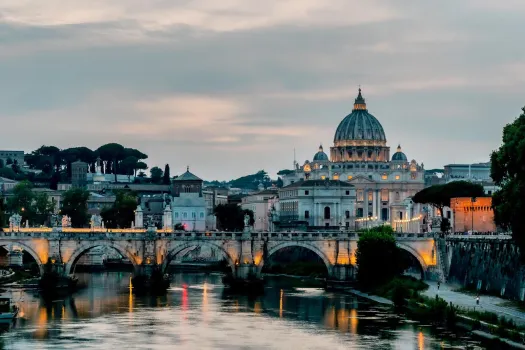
[1, 1, 524, 180]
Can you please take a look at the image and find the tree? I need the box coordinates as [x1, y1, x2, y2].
[0, 167, 16, 180]
[0, 194, 5, 227]
[6, 158, 13, 165]
[97, 143, 124, 182]
[491, 106, 525, 257]
[34, 192, 56, 225]
[213, 204, 254, 231]
[101, 191, 137, 228]
[277, 169, 294, 176]
[356, 228, 406, 288]
[163, 164, 171, 185]
[150, 166, 163, 184]
[412, 181, 485, 220]
[6, 181, 36, 224]
[120, 156, 139, 182]
[0, 159, 4, 168]
[60, 188, 90, 227]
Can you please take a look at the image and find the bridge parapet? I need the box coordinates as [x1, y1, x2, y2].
[446, 234, 512, 242]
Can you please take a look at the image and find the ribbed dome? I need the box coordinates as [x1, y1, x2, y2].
[313, 144, 329, 161]
[333, 89, 386, 143]
[392, 145, 407, 161]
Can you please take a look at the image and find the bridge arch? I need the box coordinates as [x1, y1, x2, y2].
[65, 242, 138, 275]
[396, 242, 427, 279]
[161, 241, 236, 273]
[257, 242, 333, 276]
[0, 242, 45, 275]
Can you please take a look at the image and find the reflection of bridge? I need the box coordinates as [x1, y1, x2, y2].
[0, 228, 441, 280]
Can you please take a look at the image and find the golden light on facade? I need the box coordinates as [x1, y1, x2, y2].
[279, 289, 284, 318]
[350, 309, 358, 334]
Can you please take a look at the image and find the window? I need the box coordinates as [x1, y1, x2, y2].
[347, 175, 353, 180]
[345, 222, 350, 228]
[304, 190, 309, 195]
[381, 174, 388, 180]
[174, 212, 179, 219]
[305, 210, 310, 219]
[381, 189, 389, 202]
[183, 212, 188, 219]
[333, 174, 340, 180]
[192, 212, 196, 219]
[321, 175, 326, 180]
[345, 210, 350, 219]
[395, 192, 400, 200]
[325, 223, 330, 227]
[357, 208, 364, 218]
[345, 190, 350, 195]
[395, 175, 400, 180]
[381, 208, 389, 221]
[324, 206, 331, 219]
[368, 191, 373, 202]
[200, 212, 205, 218]
[357, 190, 364, 202]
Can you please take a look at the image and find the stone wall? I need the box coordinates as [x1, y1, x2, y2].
[446, 238, 525, 300]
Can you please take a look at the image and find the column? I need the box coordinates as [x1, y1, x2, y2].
[364, 188, 369, 217]
[372, 191, 377, 219]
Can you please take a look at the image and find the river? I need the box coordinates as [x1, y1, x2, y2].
[0, 272, 487, 349]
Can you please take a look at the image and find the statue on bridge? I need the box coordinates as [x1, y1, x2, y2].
[244, 214, 250, 228]
[90, 214, 103, 229]
[9, 214, 22, 231]
[61, 215, 72, 228]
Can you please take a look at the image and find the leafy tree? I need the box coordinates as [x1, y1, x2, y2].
[100, 191, 137, 228]
[163, 164, 171, 185]
[33, 192, 56, 225]
[412, 181, 485, 220]
[356, 229, 405, 288]
[120, 156, 139, 182]
[0, 159, 4, 168]
[229, 170, 271, 190]
[491, 106, 525, 256]
[0, 167, 16, 180]
[276, 177, 284, 188]
[150, 166, 163, 184]
[6, 158, 12, 165]
[60, 188, 90, 227]
[6, 181, 36, 224]
[213, 203, 254, 231]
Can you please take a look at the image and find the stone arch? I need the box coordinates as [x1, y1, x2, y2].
[65, 242, 138, 275]
[0, 242, 45, 275]
[257, 241, 333, 276]
[161, 241, 235, 273]
[396, 242, 427, 279]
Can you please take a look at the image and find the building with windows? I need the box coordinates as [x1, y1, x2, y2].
[0, 151, 24, 166]
[241, 189, 278, 231]
[444, 163, 491, 182]
[282, 89, 425, 226]
[275, 180, 356, 230]
[170, 167, 206, 231]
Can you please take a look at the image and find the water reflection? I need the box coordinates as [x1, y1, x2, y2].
[0, 272, 486, 349]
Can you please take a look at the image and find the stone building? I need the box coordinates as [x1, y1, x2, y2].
[283, 89, 425, 226]
[241, 189, 278, 231]
[170, 167, 206, 231]
[0, 150, 24, 166]
[275, 179, 356, 231]
[450, 197, 496, 233]
[71, 160, 88, 188]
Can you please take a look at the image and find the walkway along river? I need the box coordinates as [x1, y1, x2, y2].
[0, 272, 491, 349]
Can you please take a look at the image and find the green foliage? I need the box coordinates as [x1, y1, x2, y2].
[213, 203, 254, 231]
[413, 181, 485, 218]
[491, 107, 525, 255]
[100, 191, 137, 228]
[356, 230, 406, 288]
[229, 170, 271, 190]
[277, 169, 294, 176]
[60, 188, 90, 228]
[0, 159, 4, 168]
[6, 181, 36, 224]
[0, 167, 16, 180]
[359, 225, 395, 235]
[150, 166, 163, 184]
[163, 164, 171, 185]
[174, 223, 185, 230]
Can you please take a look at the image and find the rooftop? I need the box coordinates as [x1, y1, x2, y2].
[282, 179, 354, 189]
[174, 166, 202, 181]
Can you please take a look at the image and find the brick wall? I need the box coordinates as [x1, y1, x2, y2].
[450, 197, 495, 233]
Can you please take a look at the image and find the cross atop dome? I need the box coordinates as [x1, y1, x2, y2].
[353, 88, 367, 110]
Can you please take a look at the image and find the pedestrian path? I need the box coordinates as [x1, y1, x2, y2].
[423, 281, 525, 326]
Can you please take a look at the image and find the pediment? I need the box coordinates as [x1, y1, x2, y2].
[348, 175, 376, 184]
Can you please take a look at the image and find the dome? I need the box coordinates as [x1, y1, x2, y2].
[313, 144, 329, 161]
[392, 145, 407, 161]
[333, 89, 386, 144]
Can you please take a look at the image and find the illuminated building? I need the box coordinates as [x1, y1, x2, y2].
[170, 167, 206, 231]
[282, 89, 425, 228]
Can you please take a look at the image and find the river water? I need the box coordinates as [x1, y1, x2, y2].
[0, 272, 487, 349]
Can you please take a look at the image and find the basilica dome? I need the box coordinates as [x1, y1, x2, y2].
[391, 145, 407, 161]
[333, 89, 386, 145]
[313, 145, 329, 162]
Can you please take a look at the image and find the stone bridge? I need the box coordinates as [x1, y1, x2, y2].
[0, 228, 441, 281]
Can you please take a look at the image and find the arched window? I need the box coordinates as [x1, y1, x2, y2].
[324, 206, 331, 219]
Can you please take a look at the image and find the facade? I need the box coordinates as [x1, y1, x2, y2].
[283, 89, 425, 226]
[0, 151, 24, 166]
[0, 177, 18, 193]
[171, 167, 206, 231]
[444, 163, 491, 182]
[450, 197, 496, 233]
[203, 187, 228, 230]
[241, 189, 278, 231]
[71, 161, 88, 188]
[276, 180, 356, 230]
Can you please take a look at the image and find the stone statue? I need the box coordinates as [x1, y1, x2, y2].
[244, 214, 250, 228]
[9, 214, 22, 230]
[61, 215, 72, 228]
[90, 214, 103, 229]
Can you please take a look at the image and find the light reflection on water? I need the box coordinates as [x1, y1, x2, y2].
[0, 272, 486, 350]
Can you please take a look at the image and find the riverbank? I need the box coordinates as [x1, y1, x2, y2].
[343, 278, 525, 348]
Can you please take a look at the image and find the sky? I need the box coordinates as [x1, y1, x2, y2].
[1, 1, 524, 181]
